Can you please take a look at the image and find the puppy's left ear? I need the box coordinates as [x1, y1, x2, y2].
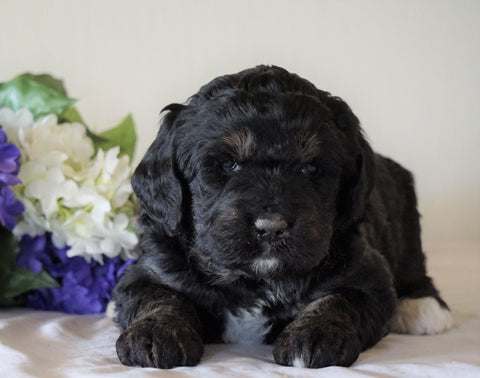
[347, 138, 375, 222]
[132, 104, 186, 236]
[331, 99, 375, 229]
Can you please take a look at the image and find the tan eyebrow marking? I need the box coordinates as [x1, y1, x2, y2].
[222, 130, 256, 159]
[295, 130, 322, 161]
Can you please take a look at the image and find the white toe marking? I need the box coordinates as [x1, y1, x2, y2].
[105, 300, 117, 319]
[292, 354, 307, 368]
[390, 297, 453, 335]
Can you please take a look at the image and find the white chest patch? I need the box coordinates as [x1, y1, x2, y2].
[390, 296, 453, 335]
[105, 300, 117, 320]
[222, 306, 271, 344]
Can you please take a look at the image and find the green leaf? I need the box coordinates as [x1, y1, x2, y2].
[0, 226, 58, 307]
[2, 269, 59, 304]
[95, 114, 137, 160]
[0, 75, 76, 119]
[19, 73, 68, 95]
[59, 105, 86, 125]
[0, 226, 17, 268]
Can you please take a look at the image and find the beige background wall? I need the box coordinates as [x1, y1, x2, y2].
[1, 0, 479, 243]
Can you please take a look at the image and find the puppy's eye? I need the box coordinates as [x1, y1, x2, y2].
[221, 160, 241, 173]
[301, 163, 320, 177]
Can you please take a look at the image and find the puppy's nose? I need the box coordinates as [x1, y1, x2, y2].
[255, 214, 288, 238]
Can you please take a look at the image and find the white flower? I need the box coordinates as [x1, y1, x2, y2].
[1, 107, 139, 262]
[98, 214, 139, 259]
[13, 200, 47, 238]
[28, 115, 94, 168]
[0, 108, 34, 147]
[62, 185, 111, 223]
[24, 166, 78, 218]
[87, 147, 133, 209]
[53, 210, 104, 262]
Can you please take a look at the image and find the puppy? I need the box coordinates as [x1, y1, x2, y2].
[111, 65, 452, 369]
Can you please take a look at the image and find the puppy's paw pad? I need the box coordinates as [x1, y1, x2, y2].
[390, 297, 453, 335]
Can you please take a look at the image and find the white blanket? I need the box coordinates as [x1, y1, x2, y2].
[1, 241, 479, 377]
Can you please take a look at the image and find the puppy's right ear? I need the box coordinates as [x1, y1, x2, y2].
[132, 104, 186, 236]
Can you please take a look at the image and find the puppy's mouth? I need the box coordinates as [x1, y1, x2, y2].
[193, 212, 330, 283]
[195, 241, 290, 283]
[250, 256, 282, 277]
[246, 239, 295, 278]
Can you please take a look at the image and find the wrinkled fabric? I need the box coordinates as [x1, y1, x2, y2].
[1, 241, 479, 377]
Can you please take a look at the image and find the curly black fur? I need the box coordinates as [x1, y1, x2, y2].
[112, 65, 449, 369]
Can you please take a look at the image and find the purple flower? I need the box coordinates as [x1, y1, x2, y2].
[16, 234, 51, 274]
[0, 185, 24, 230]
[16, 233, 135, 314]
[0, 127, 24, 230]
[0, 128, 21, 184]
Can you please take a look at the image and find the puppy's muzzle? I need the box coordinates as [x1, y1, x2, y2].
[255, 213, 289, 239]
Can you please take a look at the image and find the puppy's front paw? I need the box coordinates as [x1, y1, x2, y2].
[272, 320, 361, 368]
[116, 317, 204, 369]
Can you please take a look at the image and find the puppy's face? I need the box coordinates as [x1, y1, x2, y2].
[133, 67, 372, 283]
[179, 94, 345, 280]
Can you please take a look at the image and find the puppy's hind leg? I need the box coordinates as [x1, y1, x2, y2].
[390, 217, 453, 335]
[390, 296, 453, 335]
[390, 276, 453, 335]
[389, 166, 453, 335]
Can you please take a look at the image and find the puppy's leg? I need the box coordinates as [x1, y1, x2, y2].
[112, 265, 204, 369]
[273, 291, 391, 368]
[390, 296, 453, 335]
[390, 246, 453, 335]
[390, 276, 453, 335]
[387, 161, 453, 335]
[273, 251, 396, 368]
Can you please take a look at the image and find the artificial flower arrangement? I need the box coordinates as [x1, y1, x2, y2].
[0, 74, 139, 314]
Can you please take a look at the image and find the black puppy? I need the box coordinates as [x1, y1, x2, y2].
[111, 65, 452, 369]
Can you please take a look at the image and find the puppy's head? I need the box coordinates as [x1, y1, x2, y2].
[133, 66, 374, 282]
